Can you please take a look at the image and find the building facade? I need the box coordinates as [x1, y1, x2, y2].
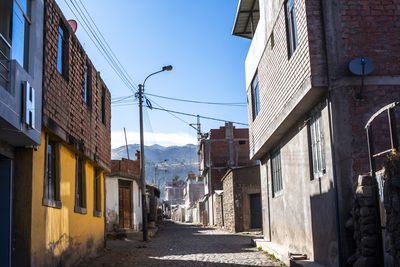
[199, 122, 256, 226]
[222, 165, 261, 233]
[10, 0, 112, 265]
[106, 157, 142, 232]
[233, 0, 400, 265]
[0, 0, 44, 265]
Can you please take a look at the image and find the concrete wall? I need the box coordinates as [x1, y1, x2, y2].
[105, 176, 142, 232]
[0, 0, 43, 147]
[259, 105, 338, 266]
[30, 131, 105, 266]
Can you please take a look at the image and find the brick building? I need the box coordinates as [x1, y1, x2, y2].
[233, 0, 400, 266]
[11, 0, 112, 265]
[106, 154, 142, 232]
[199, 122, 256, 226]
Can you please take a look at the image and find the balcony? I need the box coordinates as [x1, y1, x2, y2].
[0, 33, 10, 91]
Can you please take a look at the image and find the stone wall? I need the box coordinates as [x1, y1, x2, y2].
[349, 175, 382, 266]
[382, 153, 400, 266]
[214, 193, 224, 227]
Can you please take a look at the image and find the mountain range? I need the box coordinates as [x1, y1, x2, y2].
[111, 144, 199, 199]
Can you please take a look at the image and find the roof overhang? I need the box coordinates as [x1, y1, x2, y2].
[232, 0, 260, 39]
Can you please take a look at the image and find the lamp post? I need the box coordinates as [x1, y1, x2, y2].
[139, 65, 172, 241]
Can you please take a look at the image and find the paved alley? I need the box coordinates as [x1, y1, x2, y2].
[75, 221, 282, 267]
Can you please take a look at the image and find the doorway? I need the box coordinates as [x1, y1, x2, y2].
[250, 193, 262, 229]
[0, 155, 12, 266]
[118, 180, 132, 229]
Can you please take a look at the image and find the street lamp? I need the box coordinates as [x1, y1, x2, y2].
[138, 65, 173, 241]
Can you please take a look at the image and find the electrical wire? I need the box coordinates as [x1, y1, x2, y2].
[75, 0, 138, 89]
[111, 93, 246, 107]
[144, 92, 246, 106]
[63, 0, 138, 94]
[69, 0, 137, 93]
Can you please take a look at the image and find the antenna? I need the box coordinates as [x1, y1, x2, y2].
[124, 127, 130, 160]
[349, 57, 374, 99]
[67, 19, 78, 33]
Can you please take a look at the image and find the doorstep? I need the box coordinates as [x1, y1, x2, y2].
[250, 239, 324, 267]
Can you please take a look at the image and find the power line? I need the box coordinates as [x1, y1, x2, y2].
[63, 0, 138, 94]
[150, 106, 248, 126]
[111, 93, 247, 107]
[70, 0, 137, 93]
[75, 0, 138, 89]
[144, 93, 246, 106]
[146, 97, 198, 131]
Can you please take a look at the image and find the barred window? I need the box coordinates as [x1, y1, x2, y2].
[309, 110, 326, 179]
[93, 168, 102, 217]
[271, 149, 283, 197]
[74, 155, 87, 214]
[43, 133, 62, 208]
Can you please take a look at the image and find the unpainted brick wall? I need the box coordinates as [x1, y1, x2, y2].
[43, 0, 111, 170]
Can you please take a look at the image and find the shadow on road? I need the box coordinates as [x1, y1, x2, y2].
[74, 220, 280, 267]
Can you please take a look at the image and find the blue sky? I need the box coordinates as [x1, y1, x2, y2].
[55, 0, 250, 148]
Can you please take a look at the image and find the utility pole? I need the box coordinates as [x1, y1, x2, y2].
[138, 65, 172, 242]
[138, 83, 148, 241]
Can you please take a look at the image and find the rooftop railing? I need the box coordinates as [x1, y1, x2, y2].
[0, 33, 10, 90]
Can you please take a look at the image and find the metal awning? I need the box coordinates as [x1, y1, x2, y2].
[232, 0, 260, 39]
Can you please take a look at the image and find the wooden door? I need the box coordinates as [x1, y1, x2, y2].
[119, 181, 132, 229]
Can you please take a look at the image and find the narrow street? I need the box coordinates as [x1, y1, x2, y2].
[75, 220, 282, 267]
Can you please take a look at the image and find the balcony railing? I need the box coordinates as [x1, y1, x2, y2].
[0, 33, 10, 90]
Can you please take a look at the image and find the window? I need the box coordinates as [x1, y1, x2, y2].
[271, 149, 283, 197]
[101, 87, 106, 124]
[286, 0, 298, 58]
[84, 63, 92, 106]
[93, 168, 102, 216]
[251, 73, 260, 120]
[57, 24, 68, 76]
[11, 0, 30, 69]
[309, 110, 326, 179]
[43, 134, 61, 208]
[75, 155, 87, 213]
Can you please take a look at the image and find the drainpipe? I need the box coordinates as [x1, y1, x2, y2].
[318, 1, 343, 266]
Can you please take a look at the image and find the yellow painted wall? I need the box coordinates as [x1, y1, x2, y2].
[31, 131, 105, 266]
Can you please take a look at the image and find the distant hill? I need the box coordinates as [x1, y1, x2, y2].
[111, 144, 199, 199]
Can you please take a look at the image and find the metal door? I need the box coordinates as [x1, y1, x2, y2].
[250, 193, 262, 229]
[0, 156, 12, 266]
[119, 181, 132, 229]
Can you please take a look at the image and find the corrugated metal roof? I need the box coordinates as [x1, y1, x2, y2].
[232, 0, 260, 39]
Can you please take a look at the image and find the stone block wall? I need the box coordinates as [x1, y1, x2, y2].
[349, 175, 382, 266]
[214, 193, 223, 227]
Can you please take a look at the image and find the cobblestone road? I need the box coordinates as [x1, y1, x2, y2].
[75, 220, 282, 267]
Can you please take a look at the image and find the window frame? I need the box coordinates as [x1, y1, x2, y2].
[285, 0, 298, 59]
[101, 86, 106, 124]
[42, 133, 62, 209]
[84, 62, 92, 107]
[56, 23, 68, 78]
[93, 168, 102, 217]
[271, 148, 283, 197]
[251, 72, 260, 121]
[10, 0, 31, 69]
[308, 108, 326, 180]
[74, 155, 87, 214]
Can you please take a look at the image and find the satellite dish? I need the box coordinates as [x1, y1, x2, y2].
[349, 57, 374, 76]
[68, 19, 78, 33]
